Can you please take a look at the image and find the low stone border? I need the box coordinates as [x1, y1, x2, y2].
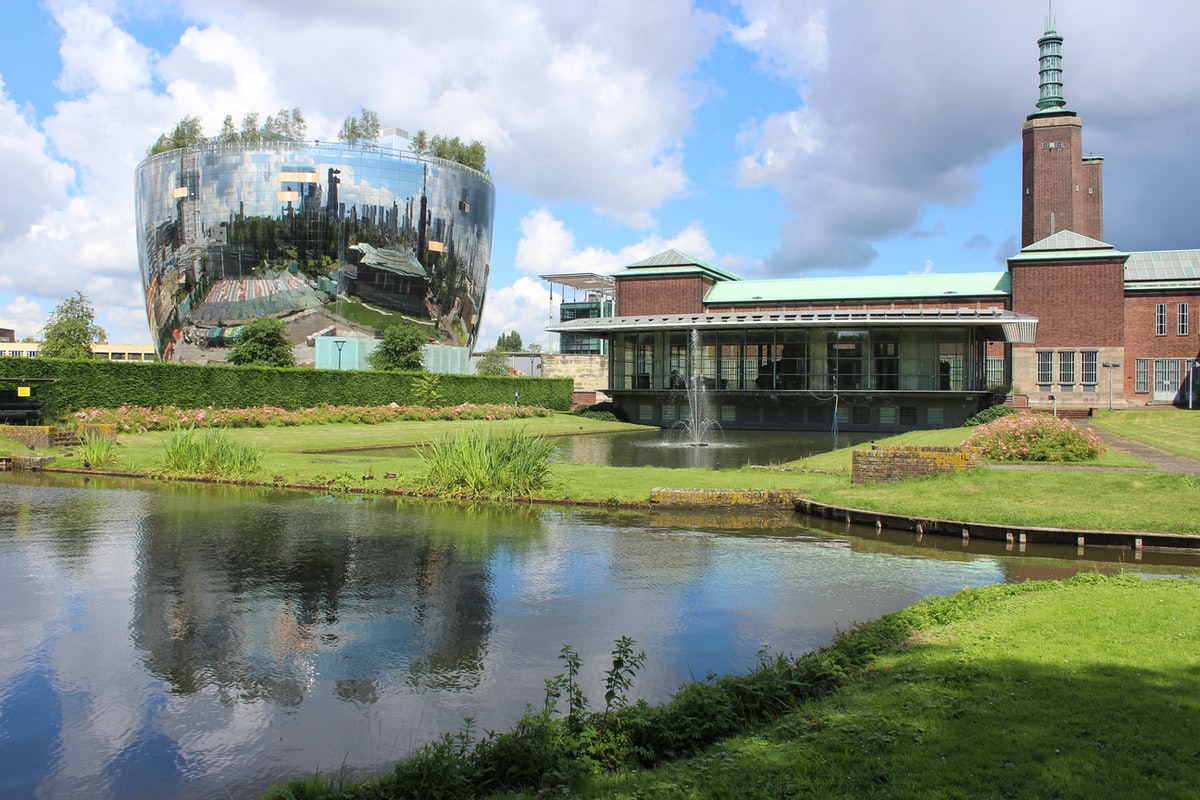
[851, 445, 979, 484]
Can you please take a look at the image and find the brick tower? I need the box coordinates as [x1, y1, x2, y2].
[1020, 18, 1103, 246]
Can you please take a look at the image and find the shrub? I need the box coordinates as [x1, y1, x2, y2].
[963, 412, 1104, 462]
[962, 403, 1020, 427]
[79, 431, 119, 469]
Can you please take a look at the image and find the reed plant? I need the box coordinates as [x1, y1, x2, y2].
[78, 430, 119, 469]
[414, 428, 555, 499]
[157, 426, 263, 479]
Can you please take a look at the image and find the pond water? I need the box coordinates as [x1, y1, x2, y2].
[323, 429, 881, 471]
[2, 471, 1195, 799]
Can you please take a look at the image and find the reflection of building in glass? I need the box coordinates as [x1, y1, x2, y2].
[134, 139, 495, 362]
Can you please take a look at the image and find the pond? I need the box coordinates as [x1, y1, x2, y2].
[1, 471, 1195, 799]
[320, 429, 881, 471]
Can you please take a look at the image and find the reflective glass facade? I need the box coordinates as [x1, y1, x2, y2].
[135, 141, 494, 361]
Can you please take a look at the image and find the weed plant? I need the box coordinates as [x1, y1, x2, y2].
[414, 428, 555, 499]
[157, 426, 263, 479]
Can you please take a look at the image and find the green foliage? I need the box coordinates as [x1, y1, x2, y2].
[39, 292, 106, 359]
[157, 427, 263, 479]
[495, 330, 523, 351]
[78, 431, 119, 469]
[226, 317, 296, 367]
[410, 128, 488, 171]
[337, 108, 380, 144]
[0, 357, 574, 418]
[964, 412, 1105, 462]
[410, 373, 443, 406]
[577, 410, 619, 422]
[414, 428, 555, 498]
[474, 349, 510, 376]
[148, 114, 204, 155]
[367, 324, 426, 371]
[962, 402, 1021, 426]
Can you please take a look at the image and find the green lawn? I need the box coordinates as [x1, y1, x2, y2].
[581, 575, 1200, 800]
[4, 408, 1199, 533]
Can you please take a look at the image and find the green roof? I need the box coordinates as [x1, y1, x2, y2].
[616, 248, 742, 282]
[705, 271, 1011, 305]
[1124, 249, 1200, 282]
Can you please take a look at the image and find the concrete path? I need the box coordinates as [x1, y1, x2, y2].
[1076, 420, 1200, 474]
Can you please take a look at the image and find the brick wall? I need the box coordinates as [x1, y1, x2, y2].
[851, 444, 980, 484]
[616, 276, 709, 316]
[1021, 114, 1102, 246]
[1010, 259, 1125, 346]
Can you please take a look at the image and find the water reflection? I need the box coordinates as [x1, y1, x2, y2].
[2, 472, 1197, 799]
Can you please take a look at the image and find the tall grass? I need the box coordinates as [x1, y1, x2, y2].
[157, 426, 263, 479]
[414, 428, 555, 499]
[79, 431, 119, 469]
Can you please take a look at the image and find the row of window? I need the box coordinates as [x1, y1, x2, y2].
[1036, 350, 1101, 392]
[1155, 303, 1191, 336]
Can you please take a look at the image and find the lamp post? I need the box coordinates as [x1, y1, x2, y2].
[334, 339, 346, 371]
[1103, 361, 1121, 411]
[1049, 394, 1056, 418]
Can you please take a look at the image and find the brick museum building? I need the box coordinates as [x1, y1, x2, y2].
[546, 22, 1200, 431]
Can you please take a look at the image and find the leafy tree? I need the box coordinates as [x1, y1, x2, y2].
[218, 114, 238, 142]
[338, 108, 381, 145]
[226, 317, 295, 367]
[475, 349, 511, 376]
[410, 129, 487, 171]
[262, 107, 306, 142]
[148, 115, 205, 155]
[39, 292, 106, 359]
[367, 323, 426, 371]
[496, 330, 523, 351]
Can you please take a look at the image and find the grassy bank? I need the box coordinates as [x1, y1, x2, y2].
[580, 574, 1200, 800]
[3, 408, 1198, 533]
[264, 574, 1200, 799]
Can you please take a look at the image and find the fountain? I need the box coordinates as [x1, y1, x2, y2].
[673, 329, 721, 446]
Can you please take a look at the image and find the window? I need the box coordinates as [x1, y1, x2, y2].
[1037, 351, 1054, 386]
[1156, 303, 1167, 336]
[1135, 359, 1150, 393]
[1058, 351, 1075, 387]
[985, 356, 1005, 390]
[1180, 303, 1191, 336]
[1081, 352, 1098, 385]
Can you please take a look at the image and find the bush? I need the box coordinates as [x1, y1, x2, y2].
[962, 403, 1020, 427]
[963, 413, 1104, 462]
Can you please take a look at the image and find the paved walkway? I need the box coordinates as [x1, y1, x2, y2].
[1076, 420, 1200, 474]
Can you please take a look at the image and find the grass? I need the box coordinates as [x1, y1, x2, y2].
[577, 574, 1200, 800]
[2, 407, 1197, 532]
[1089, 408, 1200, 459]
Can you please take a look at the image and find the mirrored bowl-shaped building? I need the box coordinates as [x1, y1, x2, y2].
[134, 140, 494, 362]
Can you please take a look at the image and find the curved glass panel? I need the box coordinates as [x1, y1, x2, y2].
[134, 141, 494, 361]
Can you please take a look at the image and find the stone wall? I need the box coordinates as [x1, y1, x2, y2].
[0, 423, 114, 450]
[851, 444, 980, 484]
[542, 354, 609, 404]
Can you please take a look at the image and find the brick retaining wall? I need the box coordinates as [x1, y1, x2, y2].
[851, 445, 980, 484]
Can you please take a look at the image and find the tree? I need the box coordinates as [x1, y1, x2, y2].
[226, 317, 295, 367]
[496, 331, 523, 351]
[475, 349, 511, 376]
[338, 108, 381, 145]
[40, 292, 106, 359]
[367, 323, 426, 371]
[409, 129, 487, 171]
[148, 114, 205, 155]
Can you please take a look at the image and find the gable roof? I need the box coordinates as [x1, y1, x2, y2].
[1007, 229, 1128, 264]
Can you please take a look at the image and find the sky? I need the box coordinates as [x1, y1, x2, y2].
[2, 0, 1199, 353]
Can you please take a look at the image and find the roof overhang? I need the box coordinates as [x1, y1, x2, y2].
[548, 308, 1039, 343]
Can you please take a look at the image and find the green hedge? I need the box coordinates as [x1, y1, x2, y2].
[0, 357, 573, 418]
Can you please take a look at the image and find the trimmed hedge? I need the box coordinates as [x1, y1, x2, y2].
[0, 357, 573, 418]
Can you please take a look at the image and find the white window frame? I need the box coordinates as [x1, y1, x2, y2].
[1179, 303, 1191, 337]
[1036, 351, 1054, 386]
[1081, 351, 1098, 386]
[1135, 358, 1150, 393]
[1058, 351, 1075, 387]
[1156, 303, 1167, 336]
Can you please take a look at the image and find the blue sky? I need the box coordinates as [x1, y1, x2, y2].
[2, 0, 1199, 351]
